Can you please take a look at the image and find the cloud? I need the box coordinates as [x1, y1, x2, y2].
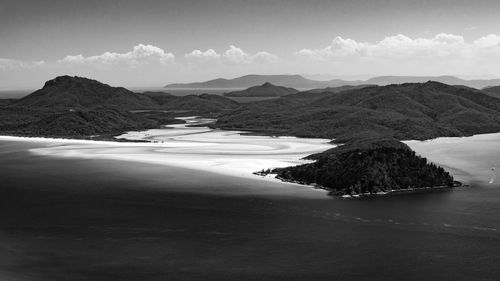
[223, 45, 249, 63]
[184, 49, 221, 63]
[184, 45, 279, 65]
[296, 33, 473, 61]
[222, 45, 279, 64]
[473, 34, 500, 48]
[59, 44, 175, 65]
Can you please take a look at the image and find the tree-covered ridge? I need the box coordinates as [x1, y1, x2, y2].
[0, 76, 239, 139]
[223, 82, 298, 97]
[273, 141, 455, 196]
[215, 81, 500, 142]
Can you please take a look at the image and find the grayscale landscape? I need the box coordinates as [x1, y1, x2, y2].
[1, 1, 500, 280]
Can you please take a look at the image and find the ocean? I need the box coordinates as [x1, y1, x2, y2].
[1, 129, 500, 281]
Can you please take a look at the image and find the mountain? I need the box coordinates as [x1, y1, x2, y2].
[165, 74, 500, 90]
[364, 76, 500, 89]
[165, 74, 350, 89]
[143, 92, 239, 112]
[0, 76, 241, 138]
[15, 76, 158, 110]
[223, 82, 299, 97]
[302, 84, 375, 94]
[230, 81, 500, 195]
[483, 86, 500, 99]
[215, 81, 500, 141]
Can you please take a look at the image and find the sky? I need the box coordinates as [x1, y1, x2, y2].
[1, 0, 500, 89]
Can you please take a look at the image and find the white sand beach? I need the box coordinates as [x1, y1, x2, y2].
[0, 117, 334, 182]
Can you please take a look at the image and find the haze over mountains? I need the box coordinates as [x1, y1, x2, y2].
[165, 74, 500, 90]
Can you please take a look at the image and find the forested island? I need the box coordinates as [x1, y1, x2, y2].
[2, 76, 500, 196]
[259, 140, 456, 197]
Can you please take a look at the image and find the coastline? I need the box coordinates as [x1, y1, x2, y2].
[253, 171, 463, 198]
[0, 120, 334, 185]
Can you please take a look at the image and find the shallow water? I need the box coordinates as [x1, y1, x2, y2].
[1, 130, 500, 280]
[9, 117, 334, 185]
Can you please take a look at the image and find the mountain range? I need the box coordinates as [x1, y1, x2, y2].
[165, 74, 500, 90]
[2, 75, 500, 195]
[215, 81, 500, 142]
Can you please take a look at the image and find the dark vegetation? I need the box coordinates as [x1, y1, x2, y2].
[215, 81, 500, 142]
[0, 76, 237, 139]
[222, 81, 500, 195]
[483, 85, 500, 99]
[2, 75, 500, 196]
[270, 140, 455, 196]
[223, 82, 298, 97]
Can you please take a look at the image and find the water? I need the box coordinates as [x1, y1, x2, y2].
[1, 130, 500, 280]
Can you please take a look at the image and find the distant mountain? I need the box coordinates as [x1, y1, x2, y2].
[165, 74, 500, 90]
[223, 82, 298, 97]
[15, 76, 158, 110]
[165, 74, 350, 89]
[364, 76, 500, 89]
[302, 84, 375, 94]
[483, 86, 500, 99]
[215, 81, 500, 141]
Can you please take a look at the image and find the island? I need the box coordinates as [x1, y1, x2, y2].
[3, 76, 500, 197]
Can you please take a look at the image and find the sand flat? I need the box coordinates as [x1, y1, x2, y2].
[0, 117, 334, 182]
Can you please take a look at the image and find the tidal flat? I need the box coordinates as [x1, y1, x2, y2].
[1, 124, 500, 281]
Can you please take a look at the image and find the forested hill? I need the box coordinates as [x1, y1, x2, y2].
[0, 76, 239, 138]
[15, 76, 158, 110]
[223, 82, 298, 97]
[484, 86, 500, 99]
[215, 81, 500, 142]
[271, 139, 455, 196]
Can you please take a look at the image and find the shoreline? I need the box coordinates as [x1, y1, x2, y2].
[257, 172, 463, 198]
[0, 121, 334, 187]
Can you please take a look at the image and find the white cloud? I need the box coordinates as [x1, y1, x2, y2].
[185, 45, 279, 65]
[296, 33, 472, 61]
[473, 34, 500, 48]
[59, 44, 175, 65]
[222, 45, 278, 64]
[223, 45, 250, 64]
[184, 49, 221, 63]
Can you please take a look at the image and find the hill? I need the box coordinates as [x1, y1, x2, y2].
[483, 86, 500, 99]
[0, 106, 158, 138]
[142, 92, 239, 113]
[0, 76, 241, 138]
[215, 81, 500, 141]
[15, 76, 158, 110]
[238, 82, 500, 195]
[165, 74, 349, 89]
[271, 140, 455, 196]
[165, 74, 500, 90]
[223, 82, 298, 97]
[302, 84, 374, 94]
